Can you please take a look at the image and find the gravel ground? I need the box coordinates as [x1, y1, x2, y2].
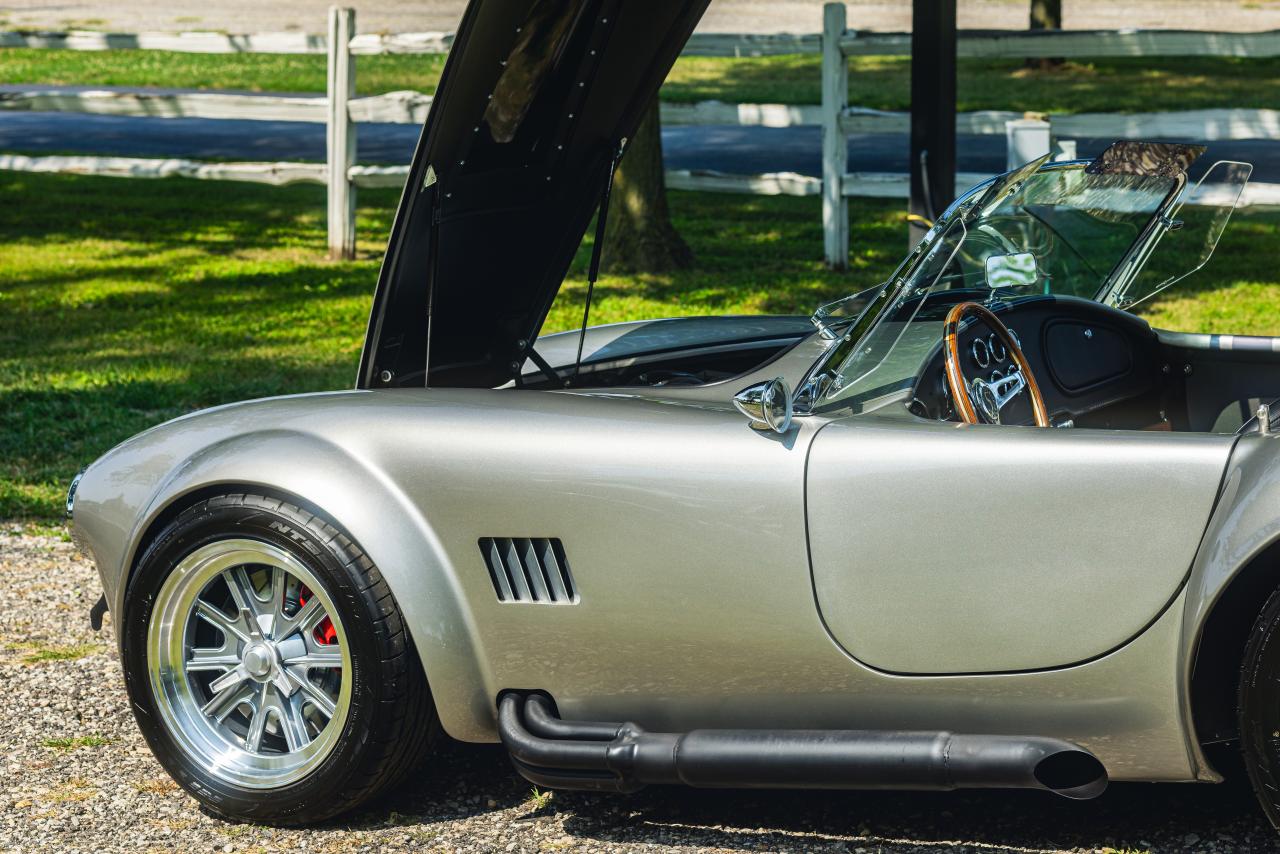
[2, 527, 1280, 854]
[2, 0, 1279, 36]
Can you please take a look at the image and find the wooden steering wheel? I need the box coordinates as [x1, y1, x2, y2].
[943, 302, 1050, 427]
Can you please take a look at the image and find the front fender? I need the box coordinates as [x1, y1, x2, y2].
[73, 414, 495, 742]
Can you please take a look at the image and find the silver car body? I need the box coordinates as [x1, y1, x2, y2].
[66, 0, 1280, 792]
[71, 305, 1280, 785]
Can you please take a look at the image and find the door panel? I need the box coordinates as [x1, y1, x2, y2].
[806, 417, 1233, 674]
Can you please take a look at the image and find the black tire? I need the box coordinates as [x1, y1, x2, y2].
[1238, 585, 1280, 828]
[121, 493, 437, 825]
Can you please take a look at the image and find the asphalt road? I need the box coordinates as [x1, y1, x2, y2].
[6, 106, 1280, 182]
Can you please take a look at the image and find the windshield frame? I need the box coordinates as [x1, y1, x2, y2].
[796, 160, 1188, 417]
[1092, 170, 1188, 309]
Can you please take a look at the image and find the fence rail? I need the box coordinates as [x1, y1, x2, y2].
[8, 25, 1280, 59]
[0, 29, 816, 57]
[0, 153, 327, 185]
[4, 5, 1280, 263]
[839, 28, 1280, 59]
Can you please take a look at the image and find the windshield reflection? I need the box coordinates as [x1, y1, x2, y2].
[816, 162, 1182, 412]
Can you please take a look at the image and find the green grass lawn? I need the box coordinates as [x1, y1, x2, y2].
[3, 48, 1280, 113]
[2, 171, 1278, 521]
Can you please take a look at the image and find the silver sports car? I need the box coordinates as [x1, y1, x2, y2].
[67, 0, 1280, 831]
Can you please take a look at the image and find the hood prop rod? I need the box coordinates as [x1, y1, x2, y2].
[571, 138, 627, 385]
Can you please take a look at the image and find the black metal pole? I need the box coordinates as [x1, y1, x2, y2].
[909, 0, 957, 240]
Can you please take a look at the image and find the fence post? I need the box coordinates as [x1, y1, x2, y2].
[821, 2, 848, 270]
[327, 6, 356, 260]
[1005, 116, 1052, 169]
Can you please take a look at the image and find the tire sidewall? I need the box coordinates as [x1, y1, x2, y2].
[122, 500, 384, 824]
[1239, 588, 1280, 828]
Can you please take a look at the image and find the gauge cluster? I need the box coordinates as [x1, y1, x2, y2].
[970, 330, 1018, 385]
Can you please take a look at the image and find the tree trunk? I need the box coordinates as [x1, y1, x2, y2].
[601, 99, 693, 274]
[1026, 0, 1063, 70]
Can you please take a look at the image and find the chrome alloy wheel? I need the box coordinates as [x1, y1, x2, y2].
[147, 539, 352, 789]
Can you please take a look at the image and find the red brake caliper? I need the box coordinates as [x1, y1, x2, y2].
[296, 585, 338, 645]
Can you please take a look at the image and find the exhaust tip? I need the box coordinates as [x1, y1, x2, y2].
[1032, 750, 1108, 800]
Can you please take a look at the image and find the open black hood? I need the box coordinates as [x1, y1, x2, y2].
[358, 0, 712, 389]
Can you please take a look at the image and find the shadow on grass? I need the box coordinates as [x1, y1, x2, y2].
[666, 54, 1280, 114]
[0, 172, 404, 518]
[547, 192, 905, 329]
[0, 369, 359, 519]
[1135, 209, 1280, 335]
[0, 171, 396, 250]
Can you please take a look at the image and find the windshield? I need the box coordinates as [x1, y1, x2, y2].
[935, 164, 1180, 300]
[816, 162, 1181, 411]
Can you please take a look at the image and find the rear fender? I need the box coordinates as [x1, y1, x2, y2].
[1182, 434, 1280, 778]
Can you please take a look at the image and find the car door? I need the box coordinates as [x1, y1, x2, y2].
[805, 415, 1235, 674]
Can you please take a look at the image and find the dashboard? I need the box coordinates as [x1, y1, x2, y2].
[909, 294, 1167, 429]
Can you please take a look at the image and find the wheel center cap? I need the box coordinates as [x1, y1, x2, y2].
[242, 643, 275, 679]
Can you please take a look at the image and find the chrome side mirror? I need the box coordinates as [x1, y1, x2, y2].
[733, 377, 793, 433]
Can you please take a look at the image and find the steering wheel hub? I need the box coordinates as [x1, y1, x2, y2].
[970, 378, 1001, 423]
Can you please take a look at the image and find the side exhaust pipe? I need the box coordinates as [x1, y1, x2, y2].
[498, 692, 1107, 800]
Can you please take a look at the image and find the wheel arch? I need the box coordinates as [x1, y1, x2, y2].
[1179, 441, 1280, 777]
[114, 429, 495, 743]
[1189, 537, 1280, 748]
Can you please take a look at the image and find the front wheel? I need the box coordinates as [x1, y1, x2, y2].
[121, 493, 436, 824]
[1238, 585, 1280, 829]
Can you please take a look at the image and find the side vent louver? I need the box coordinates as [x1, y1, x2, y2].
[479, 537, 577, 604]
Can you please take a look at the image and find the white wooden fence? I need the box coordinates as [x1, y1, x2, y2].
[0, 10, 842, 259]
[9, 21, 1280, 58]
[5, 5, 1280, 262]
